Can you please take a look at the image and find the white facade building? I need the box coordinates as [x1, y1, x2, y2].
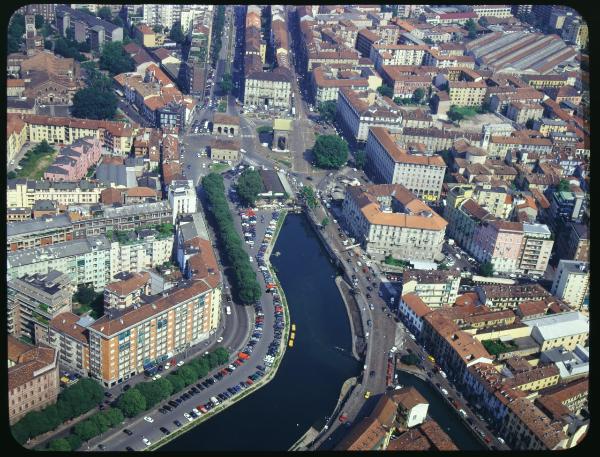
[168, 180, 197, 224]
[551, 260, 589, 310]
[109, 231, 174, 279]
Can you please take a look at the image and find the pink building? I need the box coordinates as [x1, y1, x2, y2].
[44, 137, 102, 181]
[473, 221, 523, 274]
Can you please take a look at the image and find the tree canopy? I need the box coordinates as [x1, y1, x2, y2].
[99, 41, 135, 75]
[412, 87, 425, 104]
[169, 21, 186, 44]
[202, 173, 262, 304]
[235, 169, 265, 207]
[318, 101, 337, 123]
[377, 84, 394, 98]
[97, 6, 112, 21]
[465, 19, 478, 39]
[354, 149, 367, 169]
[8, 13, 25, 53]
[313, 135, 349, 169]
[220, 72, 233, 94]
[116, 389, 147, 418]
[480, 261, 494, 277]
[71, 86, 117, 120]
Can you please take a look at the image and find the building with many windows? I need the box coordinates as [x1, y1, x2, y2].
[402, 269, 461, 308]
[167, 180, 198, 224]
[8, 270, 73, 345]
[7, 236, 112, 291]
[342, 183, 447, 263]
[87, 279, 218, 387]
[550, 260, 589, 310]
[108, 229, 174, 279]
[8, 336, 59, 424]
[7, 179, 105, 209]
[365, 127, 446, 202]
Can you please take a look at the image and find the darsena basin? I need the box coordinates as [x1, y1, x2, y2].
[162, 213, 361, 451]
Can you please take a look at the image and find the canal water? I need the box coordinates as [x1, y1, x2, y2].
[163, 213, 361, 451]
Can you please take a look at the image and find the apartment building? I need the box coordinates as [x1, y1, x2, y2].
[8, 336, 59, 424]
[501, 398, 566, 450]
[369, 44, 427, 71]
[519, 223, 553, 276]
[379, 66, 432, 99]
[244, 67, 293, 109]
[56, 5, 123, 51]
[556, 223, 588, 262]
[7, 114, 28, 163]
[21, 114, 137, 155]
[48, 312, 91, 377]
[548, 191, 585, 224]
[44, 137, 102, 182]
[472, 5, 513, 18]
[7, 179, 104, 208]
[87, 279, 218, 387]
[342, 184, 447, 263]
[310, 66, 370, 105]
[7, 214, 74, 252]
[550, 260, 589, 310]
[104, 272, 152, 310]
[365, 127, 446, 201]
[402, 269, 461, 308]
[506, 102, 544, 125]
[398, 293, 432, 336]
[472, 220, 523, 273]
[423, 51, 476, 69]
[448, 81, 487, 107]
[476, 283, 551, 310]
[108, 229, 174, 279]
[336, 90, 403, 143]
[7, 236, 112, 291]
[168, 180, 197, 224]
[8, 270, 73, 344]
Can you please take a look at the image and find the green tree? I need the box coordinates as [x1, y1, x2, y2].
[90, 411, 111, 434]
[213, 347, 230, 365]
[7, 13, 25, 53]
[72, 86, 117, 120]
[99, 41, 135, 75]
[400, 354, 420, 365]
[377, 84, 394, 98]
[220, 72, 233, 94]
[165, 373, 185, 393]
[57, 378, 104, 422]
[116, 389, 147, 418]
[8, 171, 18, 180]
[47, 438, 71, 451]
[73, 419, 99, 442]
[412, 87, 425, 104]
[300, 186, 317, 208]
[313, 135, 349, 169]
[321, 217, 329, 227]
[478, 17, 489, 27]
[465, 19, 478, 39]
[97, 6, 112, 21]
[34, 14, 44, 28]
[177, 366, 197, 386]
[66, 434, 82, 451]
[318, 100, 337, 123]
[235, 169, 265, 206]
[558, 179, 571, 192]
[73, 284, 96, 306]
[153, 25, 163, 33]
[169, 21, 186, 44]
[480, 261, 494, 277]
[354, 149, 367, 170]
[102, 408, 124, 427]
[447, 105, 465, 124]
[136, 379, 173, 410]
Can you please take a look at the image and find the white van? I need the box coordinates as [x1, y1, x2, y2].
[226, 306, 232, 315]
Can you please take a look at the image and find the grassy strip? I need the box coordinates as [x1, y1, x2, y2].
[209, 162, 230, 173]
[146, 211, 290, 451]
[17, 149, 57, 179]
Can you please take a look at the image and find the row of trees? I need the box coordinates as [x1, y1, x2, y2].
[210, 5, 226, 67]
[235, 169, 265, 207]
[313, 135, 349, 169]
[44, 348, 229, 450]
[202, 173, 263, 304]
[317, 101, 337, 123]
[11, 378, 104, 445]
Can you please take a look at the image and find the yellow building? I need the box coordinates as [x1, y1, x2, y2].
[509, 365, 560, 392]
[137, 24, 157, 47]
[7, 179, 104, 208]
[448, 81, 487, 107]
[7, 114, 28, 163]
[524, 311, 589, 352]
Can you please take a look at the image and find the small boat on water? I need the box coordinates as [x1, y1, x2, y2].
[288, 339, 294, 347]
[290, 332, 295, 340]
[291, 324, 296, 332]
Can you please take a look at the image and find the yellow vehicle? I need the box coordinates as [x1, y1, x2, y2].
[427, 355, 435, 363]
[290, 332, 295, 340]
[291, 324, 296, 332]
[288, 339, 294, 348]
[364, 391, 371, 399]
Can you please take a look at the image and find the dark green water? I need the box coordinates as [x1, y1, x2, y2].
[162, 213, 361, 451]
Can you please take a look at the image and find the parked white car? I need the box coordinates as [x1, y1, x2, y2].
[143, 416, 154, 423]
